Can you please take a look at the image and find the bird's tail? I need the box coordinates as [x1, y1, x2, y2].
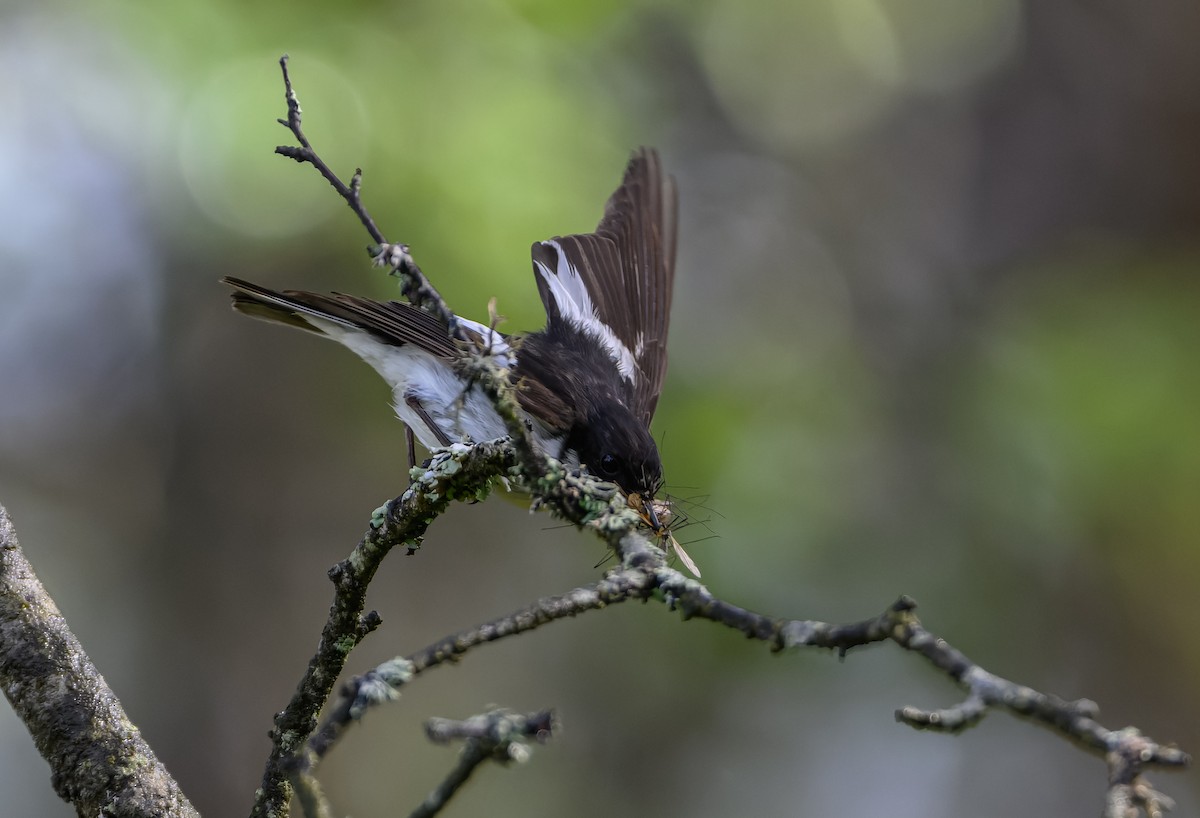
[220, 276, 466, 362]
[221, 276, 360, 336]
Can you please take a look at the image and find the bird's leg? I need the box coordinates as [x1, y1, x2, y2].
[404, 394, 453, 446]
[405, 425, 417, 476]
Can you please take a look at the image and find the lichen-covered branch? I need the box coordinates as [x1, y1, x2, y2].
[301, 494, 1189, 817]
[302, 559, 653, 765]
[0, 503, 200, 818]
[250, 441, 515, 818]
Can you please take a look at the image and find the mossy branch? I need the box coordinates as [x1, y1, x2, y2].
[0, 504, 201, 817]
[256, 443, 1189, 818]
[250, 440, 516, 818]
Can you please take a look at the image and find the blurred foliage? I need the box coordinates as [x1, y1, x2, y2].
[958, 253, 1200, 669]
[0, 1, 1197, 817]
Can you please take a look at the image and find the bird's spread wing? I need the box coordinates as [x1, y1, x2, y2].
[528, 147, 678, 425]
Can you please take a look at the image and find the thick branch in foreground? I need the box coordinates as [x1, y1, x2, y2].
[0, 504, 199, 818]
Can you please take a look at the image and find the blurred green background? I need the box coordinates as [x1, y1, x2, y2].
[1, 0, 1197, 815]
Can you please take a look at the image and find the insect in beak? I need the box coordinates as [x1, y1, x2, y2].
[643, 496, 661, 531]
[626, 493, 701, 578]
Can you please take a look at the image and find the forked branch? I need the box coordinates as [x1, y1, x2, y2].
[255, 58, 1191, 818]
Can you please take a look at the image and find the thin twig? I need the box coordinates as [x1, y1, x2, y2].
[410, 709, 555, 818]
[274, 55, 450, 331]
[271, 54, 544, 483]
[1105, 731, 1181, 818]
[424, 709, 556, 745]
[305, 562, 652, 762]
[408, 739, 491, 818]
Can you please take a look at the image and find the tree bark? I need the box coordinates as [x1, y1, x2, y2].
[0, 503, 199, 818]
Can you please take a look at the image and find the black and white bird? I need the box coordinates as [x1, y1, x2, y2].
[222, 148, 677, 510]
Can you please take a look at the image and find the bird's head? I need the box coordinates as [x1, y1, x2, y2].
[567, 397, 663, 501]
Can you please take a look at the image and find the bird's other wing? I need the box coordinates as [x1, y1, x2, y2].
[528, 147, 677, 425]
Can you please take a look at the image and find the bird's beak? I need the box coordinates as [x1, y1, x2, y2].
[643, 497, 661, 531]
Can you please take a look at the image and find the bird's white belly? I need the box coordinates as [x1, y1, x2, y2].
[392, 352, 508, 448]
[312, 321, 565, 457]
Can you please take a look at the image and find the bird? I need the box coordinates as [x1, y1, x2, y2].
[222, 148, 677, 514]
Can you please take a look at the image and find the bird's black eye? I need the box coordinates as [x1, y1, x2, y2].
[598, 453, 619, 477]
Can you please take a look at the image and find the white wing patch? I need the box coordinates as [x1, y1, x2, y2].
[534, 240, 637, 382]
[453, 316, 514, 369]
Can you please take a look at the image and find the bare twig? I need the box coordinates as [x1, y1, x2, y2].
[408, 740, 493, 818]
[1105, 730, 1181, 818]
[0, 504, 200, 818]
[274, 55, 452, 332]
[273, 57, 385, 246]
[424, 708, 556, 746]
[411, 709, 555, 818]
[304, 559, 652, 763]
[272, 54, 545, 483]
